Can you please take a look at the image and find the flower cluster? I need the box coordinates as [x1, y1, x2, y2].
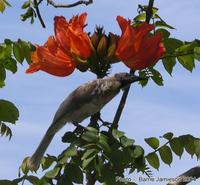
[26, 12, 166, 77]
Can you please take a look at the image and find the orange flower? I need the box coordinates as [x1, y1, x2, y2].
[116, 16, 166, 70]
[26, 36, 76, 77]
[54, 13, 92, 59]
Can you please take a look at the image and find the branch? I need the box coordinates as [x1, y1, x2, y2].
[33, 0, 46, 28]
[47, 0, 93, 8]
[167, 166, 200, 185]
[145, 0, 154, 23]
[112, 0, 155, 129]
[112, 84, 131, 129]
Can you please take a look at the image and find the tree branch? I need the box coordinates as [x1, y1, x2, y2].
[167, 166, 200, 185]
[47, 0, 93, 8]
[33, 0, 46, 28]
[112, 0, 155, 129]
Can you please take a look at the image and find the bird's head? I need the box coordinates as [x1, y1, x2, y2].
[114, 72, 144, 88]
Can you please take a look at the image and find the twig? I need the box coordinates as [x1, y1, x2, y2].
[145, 0, 154, 23]
[33, 0, 46, 28]
[112, 84, 131, 129]
[112, 0, 155, 129]
[47, 0, 93, 8]
[167, 165, 200, 185]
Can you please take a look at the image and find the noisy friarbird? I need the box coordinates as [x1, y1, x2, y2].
[28, 72, 142, 170]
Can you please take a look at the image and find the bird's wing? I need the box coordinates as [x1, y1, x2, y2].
[51, 79, 103, 124]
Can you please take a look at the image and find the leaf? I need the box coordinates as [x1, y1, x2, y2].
[146, 153, 160, 170]
[134, 13, 146, 22]
[98, 134, 111, 153]
[25, 176, 39, 184]
[179, 135, 195, 157]
[121, 136, 135, 147]
[155, 20, 175, 29]
[145, 137, 159, 150]
[162, 57, 176, 75]
[163, 132, 174, 140]
[64, 164, 83, 184]
[81, 131, 98, 142]
[156, 29, 170, 38]
[194, 139, 200, 158]
[159, 146, 173, 166]
[194, 47, 200, 61]
[177, 54, 195, 72]
[163, 38, 183, 53]
[0, 64, 6, 87]
[13, 43, 24, 63]
[131, 145, 144, 158]
[149, 68, 163, 86]
[61, 131, 77, 143]
[4, 58, 17, 73]
[45, 167, 60, 179]
[0, 0, 5, 13]
[81, 149, 98, 160]
[82, 155, 95, 169]
[41, 157, 55, 171]
[21, 1, 30, 9]
[112, 129, 125, 139]
[170, 137, 184, 158]
[0, 122, 12, 139]
[0, 100, 19, 123]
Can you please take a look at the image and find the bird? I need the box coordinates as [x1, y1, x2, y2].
[28, 72, 143, 170]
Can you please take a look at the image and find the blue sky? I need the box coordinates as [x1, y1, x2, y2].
[0, 0, 200, 184]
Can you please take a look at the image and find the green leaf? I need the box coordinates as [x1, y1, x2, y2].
[81, 149, 98, 160]
[13, 43, 24, 63]
[21, 1, 30, 9]
[121, 136, 135, 147]
[149, 68, 163, 86]
[134, 13, 146, 22]
[19, 41, 33, 64]
[139, 70, 148, 87]
[194, 47, 200, 61]
[45, 167, 60, 179]
[0, 100, 19, 123]
[170, 137, 184, 158]
[156, 29, 170, 38]
[179, 135, 195, 157]
[155, 20, 175, 29]
[163, 38, 183, 53]
[159, 145, 173, 166]
[62, 131, 77, 143]
[98, 134, 111, 153]
[41, 157, 55, 171]
[146, 153, 160, 170]
[145, 137, 160, 150]
[4, 58, 17, 73]
[0, 122, 12, 139]
[82, 155, 95, 169]
[0, 0, 6, 13]
[81, 131, 98, 142]
[177, 54, 195, 72]
[64, 164, 83, 184]
[0, 64, 6, 87]
[162, 57, 176, 75]
[194, 140, 200, 158]
[131, 145, 144, 158]
[25, 175, 39, 184]
[112, 129, 125, 139]
[163, 132, 174, 140]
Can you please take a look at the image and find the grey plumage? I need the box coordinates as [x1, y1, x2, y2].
[28, 72, 142, 170]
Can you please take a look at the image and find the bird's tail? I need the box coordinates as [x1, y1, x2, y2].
[28, 129, 55, 170]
